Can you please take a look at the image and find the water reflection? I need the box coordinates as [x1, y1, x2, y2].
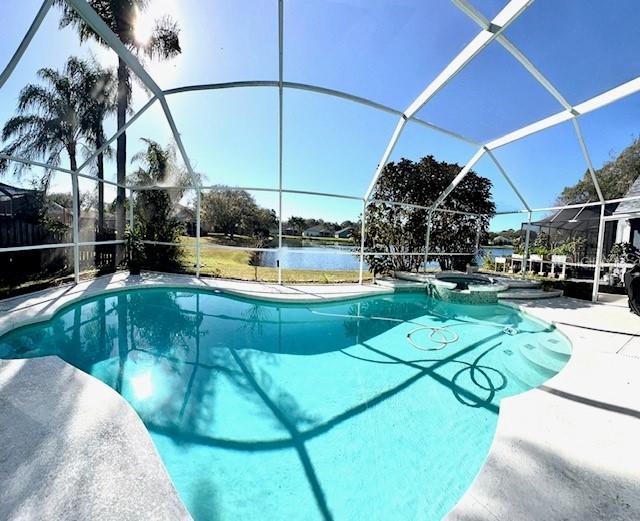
[0, 288, 568, 521]
[0, 289, 559, 433]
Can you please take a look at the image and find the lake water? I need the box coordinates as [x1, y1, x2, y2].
[262, 244, 513, 272]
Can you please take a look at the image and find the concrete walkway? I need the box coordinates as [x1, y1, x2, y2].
[0, 357, 191, 521]
[446, 296, 640, 521]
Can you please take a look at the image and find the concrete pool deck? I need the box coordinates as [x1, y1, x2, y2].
[0, 272, 639, 520]
[0, 356, 191, 521]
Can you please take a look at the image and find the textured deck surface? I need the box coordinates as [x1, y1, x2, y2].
[0, 357, 192, 521]
[446, 297, 640, 521]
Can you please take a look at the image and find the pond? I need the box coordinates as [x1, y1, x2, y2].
[261, 244, 513, 272]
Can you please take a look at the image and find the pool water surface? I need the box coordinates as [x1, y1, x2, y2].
[0, 288, 571, 521]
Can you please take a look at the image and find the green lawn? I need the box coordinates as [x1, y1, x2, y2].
[179, 236, 372, 283]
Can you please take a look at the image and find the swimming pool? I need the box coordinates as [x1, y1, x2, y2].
[0, 288, 571, 521]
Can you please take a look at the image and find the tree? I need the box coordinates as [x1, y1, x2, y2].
[57, 0, 181, 246]
[130, 139, 192, 270]
[557, 137, 640, 205]
[201, 189, 275, 240]
[287, 216, 306, 235]
[1, 57, 115, 229]
[531, 230, 550, 256]
[0, 58, 95, 220]
[364, 156, 495, 274]
[69, 59, 116, 232]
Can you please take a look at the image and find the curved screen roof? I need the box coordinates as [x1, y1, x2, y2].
[1, 0, 640, 219]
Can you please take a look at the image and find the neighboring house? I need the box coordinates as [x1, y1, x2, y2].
[612, 176, 640, 249]
[0, 182, 39, 218]
[74, 208, 115, 230]
[46, 201, 73, 226]
[334, 227, 353, 239]
[282, 226, 297, 236]
[491, 235, 512, 246]
[302, 224, 333, 238]
[172, 204, 198, 236]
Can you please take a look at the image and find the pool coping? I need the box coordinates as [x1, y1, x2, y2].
[1, 272, 640, 520]
[0, 271, 393, 337]
[445, 297, 640, 520]
[0, 356, 192, 521]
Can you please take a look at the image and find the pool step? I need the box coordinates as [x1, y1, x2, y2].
[518, 342, 566, 375]
[537, 337, 572, 361]
[491, 277, 541, 289]
[500, 346, 548, 389]
[497, 288, 563, 300]
[501, 338, 570, 390]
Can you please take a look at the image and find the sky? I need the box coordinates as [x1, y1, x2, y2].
[1, 0, 640, 230]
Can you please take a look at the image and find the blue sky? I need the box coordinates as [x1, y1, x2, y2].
[1, 0, 640, 230]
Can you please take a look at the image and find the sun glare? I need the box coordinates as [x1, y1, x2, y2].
[133, 0, 179, 46]
[134, 7, 154, 45]
[131, 370, 154, 400]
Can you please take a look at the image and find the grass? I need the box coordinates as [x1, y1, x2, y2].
[179, 236, 373, 283]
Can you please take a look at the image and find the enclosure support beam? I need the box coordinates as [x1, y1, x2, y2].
[424, 212, 433, 273]
[358, 199, 366, 284]
[485, 149, 531, 211]
[592, 204, 607, 302]
[364, 118, 407, 200]
[572, 118, 604, 202]
[195, 189, 201, 278]
[65, 0, 198, 186]
[0, 153, 126, 190]
[364, 0, 531, 201]
[522, 211, 532, 278]
[71, 171, 80, 284]
[431, 147, 485, 211]
[0, 0, 53, 91]
[486, 75, 640, 151]
[79, 96, 157, 172]
[277, 0, 284, 285]
[163, 81, 481, 146]
[453, 0, 572, 112]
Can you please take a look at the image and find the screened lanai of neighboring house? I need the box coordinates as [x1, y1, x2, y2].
[0, 0, 640, 301]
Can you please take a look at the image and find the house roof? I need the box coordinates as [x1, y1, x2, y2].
[304, 224, 330, 233]
[172, 204, 195, 221]
[615, 176, 640, 214]
[0, 181, 39, 201]
[532, 205, 603, 232]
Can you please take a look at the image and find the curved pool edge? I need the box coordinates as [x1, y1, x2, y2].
[3, 272, 638, 521]
[444, 299, 640, 521]
[0, 355, 192, 521]
[0, 271, 393, 337]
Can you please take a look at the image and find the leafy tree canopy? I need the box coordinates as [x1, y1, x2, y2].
[201, 188, 276, 240]
[557, 137, 640, 204]
[365, 156, 495, 274]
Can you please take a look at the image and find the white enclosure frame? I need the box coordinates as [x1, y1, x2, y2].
[1, 0, 639, 300]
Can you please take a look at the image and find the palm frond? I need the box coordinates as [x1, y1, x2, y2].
[144, 16, 181, 60]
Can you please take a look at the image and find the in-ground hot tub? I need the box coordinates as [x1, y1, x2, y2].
[428, 272, 508, 304]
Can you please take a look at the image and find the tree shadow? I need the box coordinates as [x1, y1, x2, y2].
[0, 287, 564, 521]
[451, 437, 640, 520]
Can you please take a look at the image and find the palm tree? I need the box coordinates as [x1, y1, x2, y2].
[1, 58, 116, 227]
[67, 58, 117, 232]
[56, 1, 181, 245]
[0, 61, 86, 199]
[130, 138, 194, 270]
[130, 137, 194, 200]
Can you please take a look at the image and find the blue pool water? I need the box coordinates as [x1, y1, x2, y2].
[0, 288, 570, 520]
